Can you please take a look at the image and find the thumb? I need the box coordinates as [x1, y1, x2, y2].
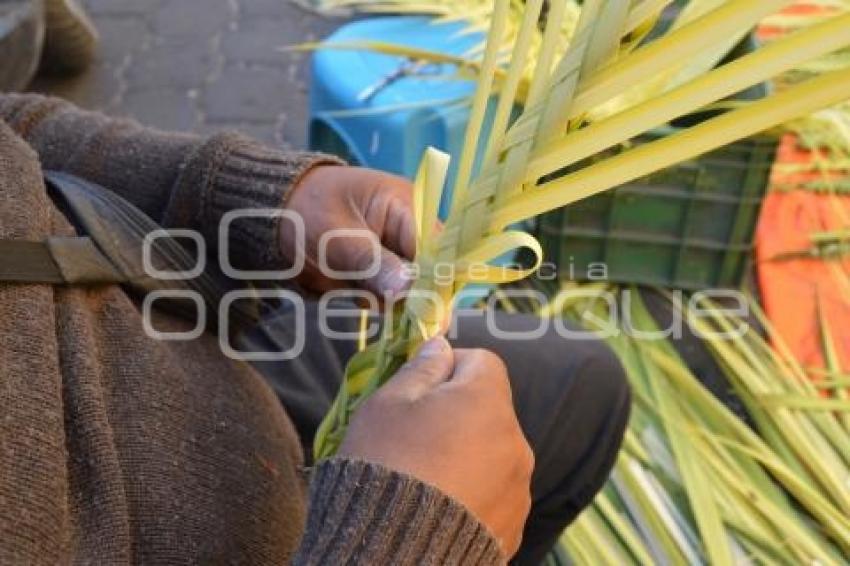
[358, 245, 411, 300]
[323, 228, 411, 298]
[385, 337, 454, 398]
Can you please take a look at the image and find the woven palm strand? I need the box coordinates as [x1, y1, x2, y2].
[313, 0, 850, 460]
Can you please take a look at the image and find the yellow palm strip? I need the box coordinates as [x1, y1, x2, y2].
[565, 0, 796, 120]
[492, 65, 850, 230]
[412, 147, 450, 256]
[526, 11, 850, 180]
[448, 0, 509, 216]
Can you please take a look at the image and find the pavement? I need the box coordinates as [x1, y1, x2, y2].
[29, 0, 347, 149]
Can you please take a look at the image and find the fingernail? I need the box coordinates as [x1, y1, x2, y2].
[417, 337, 449, 358]
[382, 264, 411, 296]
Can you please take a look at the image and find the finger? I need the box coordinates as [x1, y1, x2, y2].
[361, 247, 411, 299]
[321, 223, 412, 298]
[357, 169, 416, 261]
[373, 169, 414, 211]
[384, 337, 454, 398]
[451, 349, 511, 394]
[504, 505, 529, 558]
[385, 196, 417, 261]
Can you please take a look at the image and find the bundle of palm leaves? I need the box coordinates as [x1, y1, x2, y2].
[503, 282, 850, 565]
[488, 282, 850, 565]
[312, 0, 850, 464]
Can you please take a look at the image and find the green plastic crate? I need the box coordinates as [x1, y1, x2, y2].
[535, 36, 779, 291]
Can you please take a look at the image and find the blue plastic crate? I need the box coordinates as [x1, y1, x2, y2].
[309, 16, 490, 219]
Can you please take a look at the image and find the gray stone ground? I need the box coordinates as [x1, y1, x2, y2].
[30, 0, 347, 149]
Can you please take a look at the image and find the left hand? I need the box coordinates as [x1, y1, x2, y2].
[280, 165, 416, 299]
[338, 338, 534, 558]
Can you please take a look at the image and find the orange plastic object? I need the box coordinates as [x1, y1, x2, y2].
[755, 135, 850, 376]
[756, 2, 839, 41]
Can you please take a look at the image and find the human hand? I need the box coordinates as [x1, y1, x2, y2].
[337, 337, 534, 557]
[281, 165, 416, 298]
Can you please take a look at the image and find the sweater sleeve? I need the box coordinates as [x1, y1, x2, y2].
[0, 93, 343, 270]
[293, 459, 505, 565]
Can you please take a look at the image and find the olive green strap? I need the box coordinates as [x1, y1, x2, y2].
[0, 237, 126, 285]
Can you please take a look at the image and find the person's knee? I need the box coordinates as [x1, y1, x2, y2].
[553, 340, 630, 503]
[513, 338, 631, 565]
[531, 321, 631, 420]
[512, 332, 631, 456]
[578, 341, 631, 417]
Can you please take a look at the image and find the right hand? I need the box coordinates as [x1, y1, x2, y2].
[337, 337, 535, 558]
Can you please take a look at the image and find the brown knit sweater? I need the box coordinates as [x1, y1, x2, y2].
[0, 94, 503, 565]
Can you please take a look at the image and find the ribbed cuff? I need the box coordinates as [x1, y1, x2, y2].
[294, 459, 505, 565]
[0, 93, 69, 141]
[169, 131, 344, 271]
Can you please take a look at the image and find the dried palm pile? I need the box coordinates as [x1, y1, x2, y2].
[494, 282, 850, 565]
